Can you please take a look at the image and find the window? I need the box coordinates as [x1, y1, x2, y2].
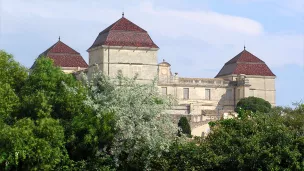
[183, 88, 189, 99]
[226, 89, 233, 100]
[205, 89, 211, 100]
[161, 87, 167, 95]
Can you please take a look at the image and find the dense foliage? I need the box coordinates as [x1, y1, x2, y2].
[83, 70, 178, 170]
[154, 106, 304, 170]
[0, 50, 303, 170]
[236, 96, 272, 113]
[0, 50, 27, 92]
[0, 51, 177, 170]
[178, 116, 191, 136]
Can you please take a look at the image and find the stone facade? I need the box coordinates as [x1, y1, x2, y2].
[84, 16, 276, 136]
[61, 67, 87, 74]
[88, 46, 158, 84]
[36, 15, 276, 136]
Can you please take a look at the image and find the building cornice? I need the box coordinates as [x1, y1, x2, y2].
[229, 74, 276, 79]
[87, 45, 159, 52]
[157, 83, 231, 88]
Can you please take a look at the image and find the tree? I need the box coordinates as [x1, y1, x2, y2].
[1, 51, 178, 170]
[0, 83, 20, 124]
[206, 110, 303, 170]
[178, 117, 191, 137]
[84, 71, 178, 170]
[0, 54, 71, 170]
[19, 57, 108, 164]
[236, 96, 272, 113]
[0, 118, 69, 170]
[19, 57, 88, 121]
[151, 141, 219, 170]
[0, 50, 27, 93]
[151, 104, 304, 171]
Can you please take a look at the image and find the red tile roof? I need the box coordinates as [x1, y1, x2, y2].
[34, 40, 88, 68]
[88, 17, 158, 50]
[216, 49, 275, 77]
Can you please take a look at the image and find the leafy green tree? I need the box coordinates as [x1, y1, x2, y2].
[0, 50, 26, 124]
[84, 71, 178, 170]
[151, 104, 304, 171]
[0, 83, 20, 123]
[205, 106, 303, 170]
[236, 96, 272, 113]
[20, 57, 87, 120]
[178, 117, 191, 136]
[151, 141, 219, 170]
[0, 117, 69, 170]
[0, 55, 71, 170]
[0, 50, 27, 93]
[20, 57, 106, 163]
[67, 106, 116, 163]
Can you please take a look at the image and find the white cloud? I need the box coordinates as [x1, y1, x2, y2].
[139, 1, 263, 36]
[0, 0, 303, 72]
[227, 0, 304, 16]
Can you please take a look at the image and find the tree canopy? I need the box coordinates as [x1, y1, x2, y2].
[0, 50, 303, 170]
[83, 71, 178, 169]
[236, 96, 272, 113]
[0, 51, 178, 170]
[153, 105, 304, 170]
[178, 117, 191, 137]
[0, 50, 27, 92]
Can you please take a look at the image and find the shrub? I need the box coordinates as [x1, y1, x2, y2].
[236, 96, 271, 113]
[178, 117, 191, 136]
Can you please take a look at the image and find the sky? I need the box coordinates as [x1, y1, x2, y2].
[0, 0, 303, 107]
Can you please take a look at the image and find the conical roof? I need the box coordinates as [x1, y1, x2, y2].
[88, 16, 158, 50]
[215, 49, 275, 77]
[32, 40, 88, 68]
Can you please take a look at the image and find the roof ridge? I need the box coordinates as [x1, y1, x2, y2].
[225, 51, 242, 65]
[39, 43, 56, 57]
[215, 49, 275, 77]
[99, 17, 147, 34]
[88, 17, 158, 50]
[240, 50, 265, 63]
[115, 17, 147, 32]
[225, 50, 265, 65]
[99, 19, 119, 34]
[53, 41, 80, 54]
[110, 17, 123, 31]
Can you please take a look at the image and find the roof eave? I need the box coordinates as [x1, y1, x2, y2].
[88, 45, 159, 52]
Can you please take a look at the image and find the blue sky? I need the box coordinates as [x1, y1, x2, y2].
[0, 0, 303, 107]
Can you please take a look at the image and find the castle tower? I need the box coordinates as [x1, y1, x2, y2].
[87, 14, 159, 83]
[32, 38, 88, 74]
[158, 59, 172, 83]
[216, 48, 276, 106]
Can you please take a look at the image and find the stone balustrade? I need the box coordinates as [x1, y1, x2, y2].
[159, 77, 230, 86]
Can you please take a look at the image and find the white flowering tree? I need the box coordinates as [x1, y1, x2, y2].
[82, 71, 178, 169]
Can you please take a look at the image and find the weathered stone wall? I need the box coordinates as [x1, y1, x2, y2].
[88, 47, 158, 83]
[158, 78, 235, 115]
[167, 106, 231, 130]
[244, 76, 276, 106]
[61, 67, 87, 74]
[217, 75, 276, 106]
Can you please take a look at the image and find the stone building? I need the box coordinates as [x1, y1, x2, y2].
[32, 38, 88, 73]
[86, 14, 275, 113]
[33, 14, 276, 136]
[87, 15, 159, 83]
